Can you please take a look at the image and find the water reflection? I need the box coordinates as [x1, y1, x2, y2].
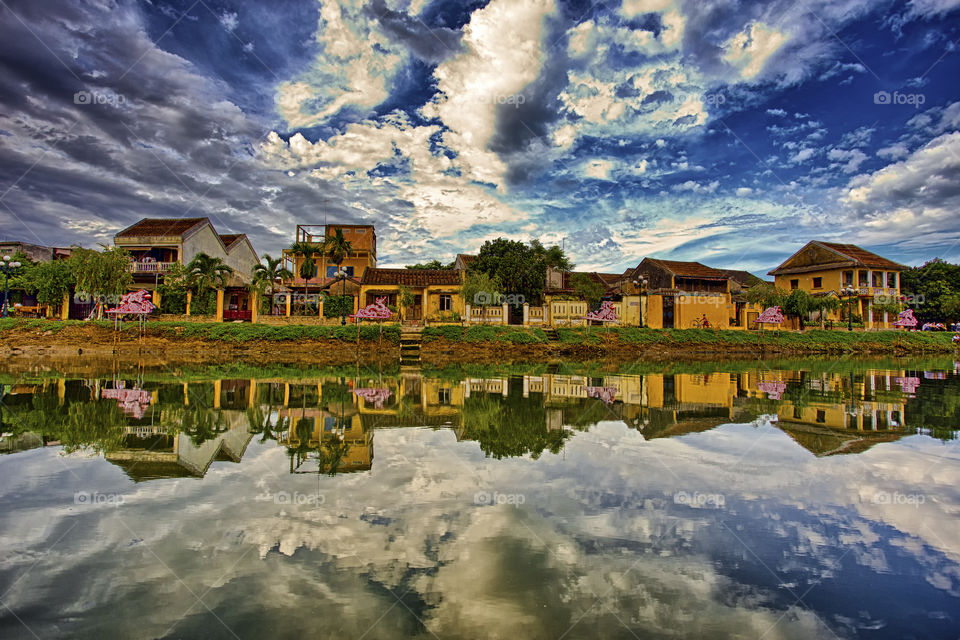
[2, 363, 958, 476]
[1, 360, 959, 639]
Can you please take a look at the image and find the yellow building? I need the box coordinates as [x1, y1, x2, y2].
[281, 223, 377, 294]
[769, 241, 906, 329]
[359, 268, 464, 324]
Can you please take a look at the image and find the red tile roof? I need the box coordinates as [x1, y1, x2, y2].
[643, 258, 729, 280]
[817, 242, 906, 270]
[361, 268, 462, 287]
[115, 217, 208, 238]
[219, 234, 245, 248]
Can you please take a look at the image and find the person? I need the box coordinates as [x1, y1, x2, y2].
[700, 313, 710, 328]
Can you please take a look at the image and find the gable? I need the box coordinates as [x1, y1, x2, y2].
[769, 242, 855, 275]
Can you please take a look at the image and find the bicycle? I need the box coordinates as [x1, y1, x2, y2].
[691, 316, 711, 329]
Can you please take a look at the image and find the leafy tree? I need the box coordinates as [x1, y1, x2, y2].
[901, 258, 960, 322]
[405, 259, 453, 270]
[22, 258, 74, 307]
[396, 284, 416, 321]
[183, 253, 233, 315]
[810, 294, 842, 329]
[156, 262, 190, 314]
[68, 246, 133, 317]
[462, 270, 502, 308]
[322, 294, 352, 318]
[289, 241, 323, 280]
[744, 283, 785, 309]
[571, 273, 605, 308]
[469, 238, 571, 305]
[529, 239, 574, 272]
[323, 229, 353, 272]
[781, 289, 816, 330]
[252, 254, 292, 312]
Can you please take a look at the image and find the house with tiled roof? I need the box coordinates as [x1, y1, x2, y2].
[769, 241, 907, 329]
[453, 254, 476, 271]
[359, 268, 464, 324]
[627, 258, 757, 330]
[114, 217, 259, 319]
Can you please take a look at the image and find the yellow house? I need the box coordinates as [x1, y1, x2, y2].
[359, 268, 464, 324]
[768, 241, 906, 329]
[282, 223, 377, 288]
[630, 258, 748, 329]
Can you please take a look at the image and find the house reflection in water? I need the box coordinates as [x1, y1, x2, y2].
[0, 365, 933, 481]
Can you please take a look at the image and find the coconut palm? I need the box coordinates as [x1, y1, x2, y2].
[186, 253, 233, 295]
[252, 254, 292, 295]
[289, 241, 323, 281]
[323, 228, 353, 271]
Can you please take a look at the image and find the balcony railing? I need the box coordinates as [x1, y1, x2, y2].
[128, 261, 176, 274]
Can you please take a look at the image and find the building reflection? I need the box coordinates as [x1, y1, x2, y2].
[0, 365, 950, 479]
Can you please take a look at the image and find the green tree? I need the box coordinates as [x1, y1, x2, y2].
[252, 254, 293, 312]
[781, 289, 816, 330]
[22, 258, 74, 307]
[571, 273, 605, 309]
[810, 295, 842, 329]
[184, 253, 233, 315]
[68, 246, 134, 317]
[405, 260, 453, 270]
[469, 238, 571, 306]
[901, 258, 960, 322]
[156, 262, 190, 314]
[323, 229, 353, 273]
[529, 239, 574, 272]
[461, 270, 502, 308]
[289, 241, 323, 281]
[744, 283, 786, 309]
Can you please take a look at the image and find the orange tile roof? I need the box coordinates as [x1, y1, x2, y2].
[643, 258, 729, 279]
[361, 268, 462, 287]
[817, 242, 906, 270]
[219, 234, 244, 247]
[115, 218, 208, 238]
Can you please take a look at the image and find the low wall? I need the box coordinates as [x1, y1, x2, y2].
[257, 315, 359, 326]
[155, 314, 218, 323]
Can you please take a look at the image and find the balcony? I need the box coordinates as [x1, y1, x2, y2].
[128, 261, 176, 274]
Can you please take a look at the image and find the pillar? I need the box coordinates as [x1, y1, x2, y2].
[464, 303, 471, 325]
[251, 291, 259, 324]
[523, 302, 529, 326]
[318, 295, 323, 317]
[502, 302, 509, 325]
[248, 380, 257, 408]
[283, 383, 290, 407]
[186, 291, 192, 316]
[152, 289, 161, 310]
[61, 292, 70, 320]
[213, 379, 222, 409]
[285, 294, 291, 317]
[183, 383, 189, 405]
[215, 289, 224, 322]
[57, 378, 66, 404]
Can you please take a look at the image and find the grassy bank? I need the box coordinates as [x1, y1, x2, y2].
[0, 318, 401, 343]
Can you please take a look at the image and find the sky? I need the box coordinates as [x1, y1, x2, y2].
[0, 0, 958, 275]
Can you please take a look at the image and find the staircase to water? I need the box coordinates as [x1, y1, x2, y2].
[400, 328, 422, 366]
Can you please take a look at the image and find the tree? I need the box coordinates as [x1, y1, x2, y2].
[289, 241, 323, 281]
[252, 254, 292, 311]
[405, 260, 453, 270]
[530, 239, 574, 272]
[461, 270, 502, 308]
[22, 259, 73, 308]
[397, 284, 415, 321]
[469, 238, 571, 306]
[571, 273, 604, 309]
[810, 295, 842, 329]
[781, 289, 816, 330]
[185, 253, 233, 315]
[901, 258, 960, 322]
[744, 283, 785, 310]
[68, 246, 133, 317]
[323, 229, 353, 273]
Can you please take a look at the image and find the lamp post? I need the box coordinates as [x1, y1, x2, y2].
[339, 267, 347, 326]
[841, 286, 857, 332]
[632, 277, 648, 328]
[1, 255, 22, 319]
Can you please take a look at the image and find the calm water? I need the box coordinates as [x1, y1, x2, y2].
[1, 358, 960, 639]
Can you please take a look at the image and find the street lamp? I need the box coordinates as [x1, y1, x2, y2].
[1, 255, 22, 319]
[841, 286, 857, 332]
[632, 277, 648, 328]
[338, 267, 347, 326]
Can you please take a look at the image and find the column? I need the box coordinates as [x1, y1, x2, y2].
[61, 292, 70, 320]
[285, 293, 291, 317]
[464, 303, 471, 325]
[152, 288, 162, 310]
[215, 289, 224, 322]
[250, 291, 259, 324]
[248, 380, 257, 408]
[523, 302, 529, 326]
[186, 291, 192, 316]
[502, 302, 508, 325]
[213, 379, 222, 409]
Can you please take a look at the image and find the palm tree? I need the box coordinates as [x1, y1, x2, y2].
[289, 241, 323, 281]
[186, 253, 234, 295]
[252, 254, 292, 312]
[324, 229, 353, 324]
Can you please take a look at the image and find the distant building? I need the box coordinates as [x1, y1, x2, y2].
[359, 267, 463, 324]
[768, 241, 905, 329]
[453, 253, 476, 271]
[0, 241, 71, 262]
[282, 223, 377, 289]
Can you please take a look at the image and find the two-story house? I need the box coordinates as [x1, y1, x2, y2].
[630, 258, 746, 329]
[114, 217, 259, 318]
[768, 241, 906, 329]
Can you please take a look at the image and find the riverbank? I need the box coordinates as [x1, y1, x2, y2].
[0, 319, 955, 365]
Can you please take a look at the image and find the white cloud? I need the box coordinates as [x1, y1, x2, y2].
[827, 148, 868, 173]
[735, 187, 753, 196]
[789, 147, 816, 164]
[723, 22, 788, 80]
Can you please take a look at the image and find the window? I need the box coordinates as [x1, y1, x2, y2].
[872, 272, 882, 287]
[887, 272, 897, 288]
[842, 271, 853, 286]
[439, 294, 452, 311]
[790, 279, 799, 290]
[438, 388, 451, 404]
[326, 265, 354, 278]
[816, 409, 826, 423]
[812, 277, 822, 289]
[858, 271, 868, 286]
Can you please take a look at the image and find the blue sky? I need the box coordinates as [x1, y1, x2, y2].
[0, 0, 958, 274]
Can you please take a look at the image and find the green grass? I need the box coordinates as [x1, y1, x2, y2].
[421, 325, 549, 344]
